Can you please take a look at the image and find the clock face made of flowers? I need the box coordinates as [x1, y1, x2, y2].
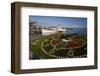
[29, 16, 87, 60]
[41, 33, 86, 58]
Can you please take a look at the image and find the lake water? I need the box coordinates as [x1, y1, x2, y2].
[65, 28, 87, 35]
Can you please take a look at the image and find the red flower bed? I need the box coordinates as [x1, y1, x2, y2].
[65, 42, 79, 48]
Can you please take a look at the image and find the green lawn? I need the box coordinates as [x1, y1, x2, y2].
[30, 35, 55, 59]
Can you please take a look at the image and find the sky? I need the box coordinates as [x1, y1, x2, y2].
[29, 15, 87, 28]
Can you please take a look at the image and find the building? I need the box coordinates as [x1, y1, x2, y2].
[29, 22, 42, 36]
[42, 27, 57, 35]
[29, 23, 66, 36]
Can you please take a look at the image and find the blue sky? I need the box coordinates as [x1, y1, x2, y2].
[29, 15, 87, 28]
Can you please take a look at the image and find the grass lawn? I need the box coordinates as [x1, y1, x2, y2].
[30, 35, 55, 59]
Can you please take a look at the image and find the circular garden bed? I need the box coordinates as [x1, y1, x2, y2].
[41, 34, 87, 58]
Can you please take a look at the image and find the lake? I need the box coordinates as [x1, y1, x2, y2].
[65, 28, 87, 35]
